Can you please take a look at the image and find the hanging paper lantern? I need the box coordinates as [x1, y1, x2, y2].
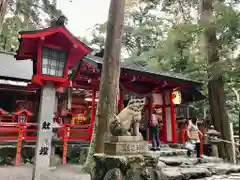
[172, 91, 182, 105]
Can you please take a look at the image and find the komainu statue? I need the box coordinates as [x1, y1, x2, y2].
[109, 96, 145, 136]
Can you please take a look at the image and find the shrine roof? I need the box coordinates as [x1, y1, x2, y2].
[16, 26, 93, 66]
[0, 51, 32, 81]
[18, 26, 92, 52]
[82, 55, 203, 87]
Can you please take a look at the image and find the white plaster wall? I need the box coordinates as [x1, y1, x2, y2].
[164, 91, 172, 142]
[54, 96, 58, 114]
[164, 91, 171, 105]
[166, 107, 172, 142]
[152, 93, 163, 105]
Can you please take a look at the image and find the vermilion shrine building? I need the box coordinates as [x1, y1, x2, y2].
[0, 23, 204, 155]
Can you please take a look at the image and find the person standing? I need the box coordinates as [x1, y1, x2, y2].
[150, 109, 160, 151]
[186, 118, 203, 158]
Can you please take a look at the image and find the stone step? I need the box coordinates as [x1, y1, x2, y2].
[196, 163, 240, 175]
[194, 173, 240, 179]
[145, 148, 187, 157]
[156, 162, 240, 180]
[148, 143, 185, 149]
[159, 167, 211, 180]
[158, 156, 223, 167]
[144, 148, 188, 167]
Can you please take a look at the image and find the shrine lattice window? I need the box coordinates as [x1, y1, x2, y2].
[41, 47, 67, 77]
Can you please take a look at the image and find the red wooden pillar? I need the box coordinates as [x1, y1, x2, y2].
[162, 91, 167, 142]
[89, 86, 96, 140]
[118, 88, 124, 112]
[62, 125, 69, 164]
[16, 125, 24, 166]
[147, 96, 152, 141]
[170, 91, 177, 144]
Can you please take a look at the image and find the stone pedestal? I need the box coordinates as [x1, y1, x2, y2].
[92, 154, 151, 180]
[210, 140, 220, 157]
[104, 136, 148, 155]
[91, 136, 151, 180]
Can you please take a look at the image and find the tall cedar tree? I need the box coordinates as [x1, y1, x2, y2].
[200, 0, 234, 161]
[82, 0, 125, 172]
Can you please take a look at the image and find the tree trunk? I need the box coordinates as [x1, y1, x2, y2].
[82, 120, 98, 173]
[239, 109, 240, 152]
[199, 0, 234, 161]
[82, 0, 125, 172]
[232, 87, 240, 151]
[95, 0, 125, 153]
[0, 0, 7, 32]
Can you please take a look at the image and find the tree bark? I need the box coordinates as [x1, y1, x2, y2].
[82, 0, 125, 172]
[0, 0, 8, 32]
[95, 0, 125, 153]
[82, 120, 98, 172]
[232, 87, 240, 151]
[199, 0, 234, 161]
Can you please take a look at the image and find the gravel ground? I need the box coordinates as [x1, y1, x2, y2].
[0, 164, 91, 180]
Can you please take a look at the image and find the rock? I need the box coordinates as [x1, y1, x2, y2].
[159, 149, 187, 157]
[202, 156, 223, 163]
[181, 167, 211, 179]
[157, 161, 167, 169]
[0, 147, 17, 165]
[158, 156, 198, 166]
[103, 168, 123, 180]
[155, 170, 163, 180]
[21, 147, 35, 163]
[161, 167, 183, 180]
[159, 157, 182, 166]
[197, 163, 240, 175]
[160, 167, 211, 180]
[125, 168, 144, 180]
[92, 154, 151, 180]
[141, 167, 152, 180]
[202, 174, 240, 180]
[66, 145, 89, 164]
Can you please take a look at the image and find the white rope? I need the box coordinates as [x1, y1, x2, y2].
[206, 135, 240, 147]
[178, 129, 240, 147]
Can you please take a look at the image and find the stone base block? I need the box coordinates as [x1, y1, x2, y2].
[105, 135, 143, 142]
[104, 136, 148, 155]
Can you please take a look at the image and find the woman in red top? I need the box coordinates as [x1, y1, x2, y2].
[150, 109, 160, 151]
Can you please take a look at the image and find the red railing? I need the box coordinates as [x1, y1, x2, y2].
[0, 122, 92, 165]
[0, 122, 204, 165]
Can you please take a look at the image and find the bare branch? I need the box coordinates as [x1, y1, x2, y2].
[232, 87, 240, 104]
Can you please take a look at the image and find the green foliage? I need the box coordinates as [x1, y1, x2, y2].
[0, 0, 62, 51]
[90, 0, 240, 126]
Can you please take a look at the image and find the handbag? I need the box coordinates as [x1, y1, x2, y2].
[185, 141, 196, 151]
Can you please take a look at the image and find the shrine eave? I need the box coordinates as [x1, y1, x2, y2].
[82, 55, 203, 87]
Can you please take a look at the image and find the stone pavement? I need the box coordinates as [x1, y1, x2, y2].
[0, 164, 91, 180]
[201, 174, 240, 179]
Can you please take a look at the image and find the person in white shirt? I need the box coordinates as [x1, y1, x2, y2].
[187, 117, 203, 157]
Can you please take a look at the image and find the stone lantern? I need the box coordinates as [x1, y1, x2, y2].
[207, 126, 221, 157]
[15, 15, 93, 179]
